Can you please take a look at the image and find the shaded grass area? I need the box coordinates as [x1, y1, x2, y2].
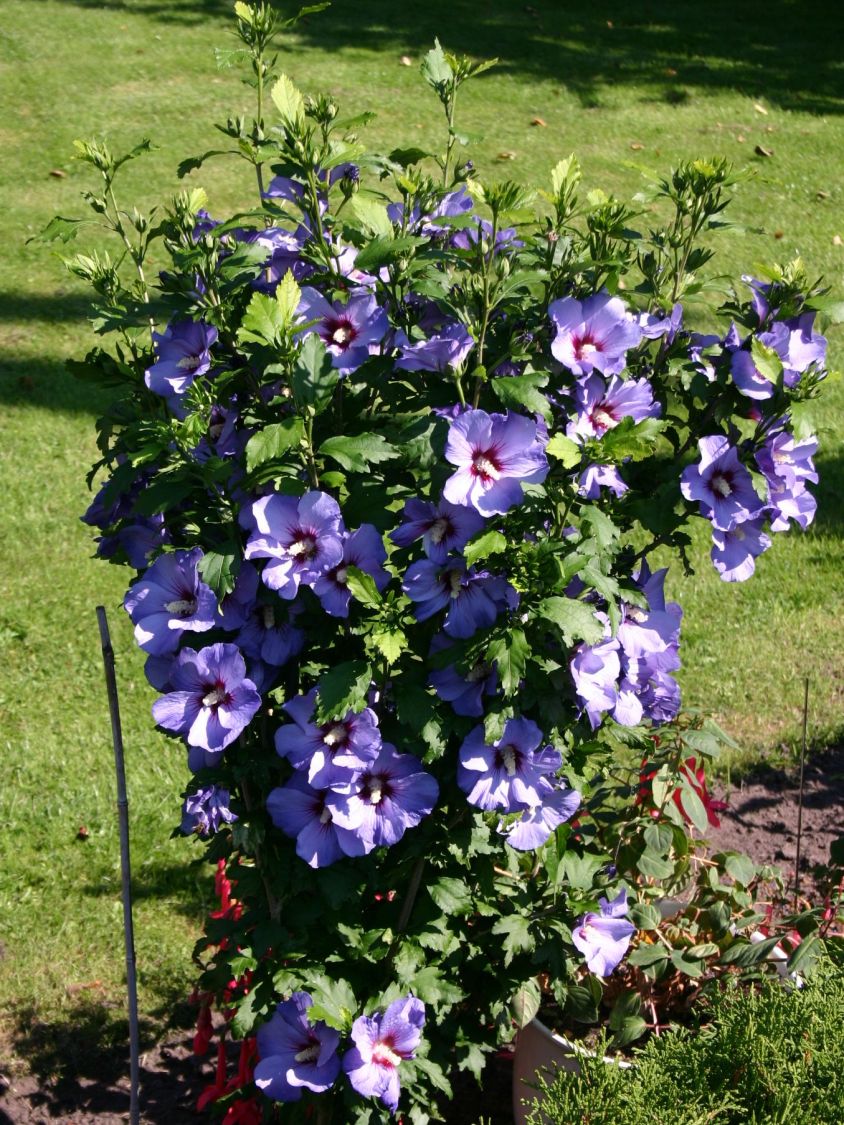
[0, 0, 842, 1067]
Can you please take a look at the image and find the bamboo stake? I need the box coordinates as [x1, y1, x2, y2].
[96, 606, 140, 1125]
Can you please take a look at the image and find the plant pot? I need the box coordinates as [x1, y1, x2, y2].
[511, 1017, 631, 1125]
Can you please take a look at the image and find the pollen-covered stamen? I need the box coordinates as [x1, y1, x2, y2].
[322, 722, 348, 748]
[177, 353, 203, 370]
[261, 604, 276, 629]
[591, 406, 617, 433]
[289, 533, 318, 559]
[202, 684, 228, 708]
[711, 474, 733, 498]
[371, 1040, 402, 1068]
[293, 1042, 322, 1064]
[325, 317, 357, 349]
[446, 567, 464, 598]
[334, 566, 348, 585]
[319, 805, 333, 825]
[428, 516, 452, 545]
[368, 783, 383, 805]
[164, 597, 198, 618]
[471, 450, 500, 481]
[467, 662, 491, 683]
[499, 744, 519, 776]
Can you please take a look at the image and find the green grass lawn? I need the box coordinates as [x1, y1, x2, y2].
[1, 0, 842, 1076]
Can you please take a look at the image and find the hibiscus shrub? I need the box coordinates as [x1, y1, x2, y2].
[44, 3, 834, 1122]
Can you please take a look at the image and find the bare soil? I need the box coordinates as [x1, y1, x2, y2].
[2, 748, 840, 1125]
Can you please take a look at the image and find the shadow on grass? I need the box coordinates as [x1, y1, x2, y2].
[84, 859, 211, 922]
[33, 0, 844, 114]
[6, 996, 208, 1123]
[0, 353, 111, 415]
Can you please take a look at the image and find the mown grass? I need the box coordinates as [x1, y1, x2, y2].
[1, 0, 841, 1064]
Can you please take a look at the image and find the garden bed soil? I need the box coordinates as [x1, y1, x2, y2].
[1, 747, 840, 1125]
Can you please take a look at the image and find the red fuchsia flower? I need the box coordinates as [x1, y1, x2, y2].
[637, 757, 726, 828]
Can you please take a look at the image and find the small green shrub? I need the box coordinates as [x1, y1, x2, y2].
[524, 955, 844, 1125]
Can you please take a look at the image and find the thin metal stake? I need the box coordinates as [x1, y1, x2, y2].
[96, 606, 140, 1125]
[793, 676, 810, 912]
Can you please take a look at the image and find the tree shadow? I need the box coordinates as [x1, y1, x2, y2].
[0, 351, 112, 415]
[715, 744, 844, 880]
[83, 858, 211, 922]
[4, 997, 210, 1124]
[33, 0, 844, 114]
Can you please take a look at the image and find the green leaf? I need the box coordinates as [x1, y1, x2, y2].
[271, 74, 305, 126]
[345, 565, 382, 607]
[245, 417, 304, 473]
[370, 628, 406, 666]
[628, 943, 669, 968]
[551, 154, 581, 198]
[637, 851, 676, 880]
[429, 876, 474, 916]
[787, 932, 821, 975]
[724, 852, 757, 887]
[420, 39, 453, 91]
[307, 973, 357, 1032]
[485, 628, 528, 696]
[535, 597, 604, 646]
[403, 966, 465, 1009]
[581, 507, 620, 549]
[670, 949, 706, 977]
[750, 335, 783, 384]
[492, 915, 534, 966]
[29, 215, 84, 244]
[464, 530, 507, 568]
[276, 269, 301, 328]
[354, 234, 425, 272]
[237, 291, 285, 349]
[560, 851, 604, 890]
[629, 902, 663, 931]
[601, 416, 666, 462]
[643, 822, 673, 855]
[491, 371, 551, 420]
[314, 660, 372, 722]
[510, 979, 541, 1028]
[350, 195, 393, 238]
[319, 432, 399, 473]
[546, 433, 581, 467]
[611, 1015, 648, 1047]
[197, 543, 240, 599]
[676, 778, 712, 836]
[292, 333, 339, 414]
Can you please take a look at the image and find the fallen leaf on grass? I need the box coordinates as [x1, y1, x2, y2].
[399, 55, 412, 66]
[817, 190, 831, 200]
[497, 151, 517, 161]
[754, 144, 773, 157]
[49, 169, 66, 178]
[774, 230, 784, 240]
[833, 234, 842, 246]
[530, 117, 547, 127]
[630, 142, 644, 150]
[663, 67, 678, 77]
[77, 825, 89, 840]
[753, 102, 768, 115]
[66, 980, 103, 995]
[736, 134, 746, 143]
